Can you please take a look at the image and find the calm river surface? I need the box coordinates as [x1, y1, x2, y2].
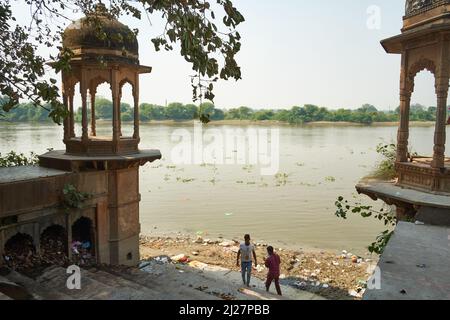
[0, 122, 442, 254]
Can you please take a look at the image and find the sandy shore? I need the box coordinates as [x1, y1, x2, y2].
[139, 234, 378, 300]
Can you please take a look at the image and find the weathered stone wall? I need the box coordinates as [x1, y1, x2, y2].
[0, 165, 141, 267]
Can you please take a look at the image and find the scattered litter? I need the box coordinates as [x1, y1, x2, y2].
[154, 256, 171, 264]
[415, 221, 425, 225]
[224, 213, 234, 216]
[193, 236, 203, 244]
[219, 240, 235, 247]
[171, 254, 189, 263]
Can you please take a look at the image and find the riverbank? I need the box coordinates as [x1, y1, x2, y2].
[139, 234, 378, 300]
[1, 119, 435, 127]
[115, 119, 435, 127]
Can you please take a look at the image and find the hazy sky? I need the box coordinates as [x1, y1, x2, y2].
[14, 0, 437, 110]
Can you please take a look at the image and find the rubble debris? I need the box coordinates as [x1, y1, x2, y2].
[139, 234, 378, 300]
[218, 240, 235, 247]
[171, 254, 189, 263]
[71, 241, 95, 267]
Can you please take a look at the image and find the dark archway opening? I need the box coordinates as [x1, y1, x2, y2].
[71, 217, 96, 266]
[40, 225, 68, 266]
[3, 233, 36, 271]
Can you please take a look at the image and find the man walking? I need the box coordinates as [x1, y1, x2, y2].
[264, 246, 282, 296]
[236, 234, 257, 287]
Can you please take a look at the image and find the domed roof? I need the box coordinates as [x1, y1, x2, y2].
[63, 4, 138, 62]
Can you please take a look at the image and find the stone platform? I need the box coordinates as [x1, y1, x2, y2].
[356, 180, 450, 226]
[364, 222, 450, 300]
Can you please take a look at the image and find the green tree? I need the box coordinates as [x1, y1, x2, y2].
[252, 110, 274, 121]
[140, 103, 166, 121]
[165, 102, 197, 120]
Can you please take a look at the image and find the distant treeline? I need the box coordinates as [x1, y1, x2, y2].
[1, 96, 439, 125]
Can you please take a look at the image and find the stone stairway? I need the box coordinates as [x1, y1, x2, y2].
[0, 262, 323, 300]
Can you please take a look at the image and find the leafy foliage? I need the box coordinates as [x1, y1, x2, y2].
[0, 3, 68, 124]
[368, 143, 397, 180]
[335, 196, 396, 255]
[0, 0, 245, 123]
[0, 151, 39, 167]
[62, 184, 91, 210]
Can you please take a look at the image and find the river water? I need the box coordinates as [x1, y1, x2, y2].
[0, 122, 441, 254]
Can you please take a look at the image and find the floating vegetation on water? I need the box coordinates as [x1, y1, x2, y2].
[275, 172, 289, 186]
[151, 164, 163, 169]
[164, 174, 171, 181]
[247, 181, 256, 185]
[200, 163, 207, 167]
[176, 177, 195, 183]
[166, 165, 177, 169]
[242, 165, 254, 173]
[325, 176, 336, 182]
[236, 181, 244, 184]
[295, 162, 306, 167]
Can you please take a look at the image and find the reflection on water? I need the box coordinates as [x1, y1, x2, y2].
[0, 122, 443, 254]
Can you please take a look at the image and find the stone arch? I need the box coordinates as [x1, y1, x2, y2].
[71, 217, 96, 265]
[40, 224, 68, 263]
[3, 232, 36, 268]
[407, 58, 437, 93]
[119, 78, 135, 97]
[90, 76, 110, 95]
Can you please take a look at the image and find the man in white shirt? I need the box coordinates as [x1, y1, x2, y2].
[236, 234, 257, 287]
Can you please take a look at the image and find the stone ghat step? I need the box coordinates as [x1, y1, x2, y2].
[101, 266, 219, 300]
[35, 266, 163, 300]
[2, 270, 73, 300]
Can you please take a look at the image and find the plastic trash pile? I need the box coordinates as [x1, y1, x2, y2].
[71, 240, 95, 266]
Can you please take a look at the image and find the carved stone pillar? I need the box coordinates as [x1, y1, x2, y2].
[80, 80, 89, 143]
[90, 87, 97, 137]
[118, 89, 122, 137]
[432, 79, 449, 168]
[68, 89, 75, 138]
[111, 69, 120, 152]
[432, 40, 449, 169]
[397, 54, 412, 163]
[133, 78, 140, 140]
[62, 85, 69, 141]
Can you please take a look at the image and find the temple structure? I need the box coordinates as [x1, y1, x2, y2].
[0, 5, 161, 267]
[362, 1, 450, 300]
[357, 0, 450, 225]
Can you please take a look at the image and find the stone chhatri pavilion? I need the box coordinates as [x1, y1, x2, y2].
[357, 0, 450, 224]
[0, 5, 161, 267]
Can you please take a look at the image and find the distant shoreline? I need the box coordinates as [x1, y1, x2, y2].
[2, 119, 435, 127]
[139, 120, 435, 127]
